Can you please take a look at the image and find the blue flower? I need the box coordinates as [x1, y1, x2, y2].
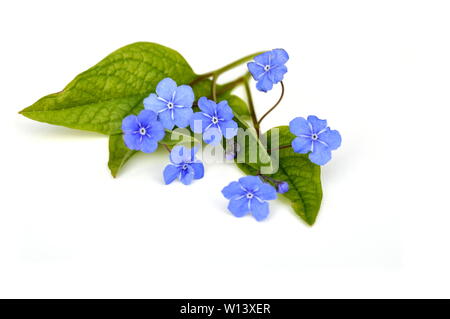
[190, 97, 238, 145]
[122, 110, 165, 153]
[163, 145, 204, 185]
[247, 49, 289, 92]
[276, 181, 289, 194]
[289, 115, 342, 165]
[143, 78, 195, 130]
[222, 176, 277, 221]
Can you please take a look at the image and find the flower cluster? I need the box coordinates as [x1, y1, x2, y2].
[121, 49, 342, 222]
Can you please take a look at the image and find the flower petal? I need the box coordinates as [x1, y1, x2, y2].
[174, 85, 194, 107]
[143, 93, 167, 113]
[216, 100, 234, 120]
[250, 199, 270, 221]
[170, 145, 190, 164]
[307, 115, 327, 134]
[147, 121, 165, 142]
[247, 62, 265, 80]
[239, 176, 263, 192]
[203, 127, 222, 145]
[163, 164, 180, 185]
[271, 48, 289, 66]
[255, 184, 277, 201]
[292, 136, 312, 154]
[156, 78, 177, 101]
[254, 51, 271, 66]
[197, 97, 216, 115]
[218, 120, 238, 139]
[190, 112, 211, 133]
[256, 73, 274, 92]
[289, 117, 311, 136]
[140, 137, 158, 153]
[137, 109, 157, 126]
[173, 107, 193, 128]
[319, 129, 342, 150]
[158, 109, 175, 130]
[309, 141, 332, 165]
[227, 197, 250, 218]
[268, 65, 287, 84]
[222, 181, 246, 199]
[180, 166, 195, 185]
[122, 115, 139, 132]
[191, 162, 204, 180]
[123, 133, 141, 150]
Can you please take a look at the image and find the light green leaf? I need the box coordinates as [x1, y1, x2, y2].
[108, 134, 137, 178]
[237, 126, 323, 225]
[20, 42, 197, 134]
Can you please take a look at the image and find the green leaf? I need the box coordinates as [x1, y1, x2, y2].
[108, 134, 136, 178]
[20, 42, 197, 135]
[237, 126, 323, 225]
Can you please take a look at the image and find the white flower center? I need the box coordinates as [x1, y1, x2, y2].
[264, 65, 270, 71]
[167, 102, 174, 109]
[312, 134, 318, 140]
[211, 116, 219, 124]
[182, 164, 188, 170]
[139, 127, 147, 136]
[246, 192, 254, 199]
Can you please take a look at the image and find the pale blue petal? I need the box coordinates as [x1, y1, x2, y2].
[163, 164, 180, 185]
[147, 121, 165, 141]
[156, 78, 177, 101]
[191, 162, 204, 179]
[203, 127, 222, 145]
[255, 184, 277, 200]
[307, 115, 328, 134]
[268, 65, 287, 83]
[180, 166, 195, 185]
[256, 73, 274, 92]
[216, 101, 234, 120]
[140, 137, 158, 153]
[309, 141, 332, 165]
[158, 109, 175, 130]
[222, 181, 246, 199]
[271, 49, 289, 65]
[292, 136, 312, 154]
[228, 197, 250, 218]
[137, 110, 157, 126]
[319, 129, 341, 150]
[143, 93, 167, 113]
[254, 51, 271, 66]
[122, 115, 139, 132]
[197, 97, 216, 115]
[173, 107, 193, 128]
[250, 200, 270, 221]
[190, 112, 211, 133]
[247, 62, 265, 80]
[218, 120, 238, 139]
[174, 85, 194, 107]
[289, 117, 311, 136]
[170, 145, 190, 164]
[239, 176, 263, 192]
[123, 133, 141, 150]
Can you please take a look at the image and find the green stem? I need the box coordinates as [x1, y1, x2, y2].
[257, 81, 285, 126]
[244, 79, 259, 137]
[190, 51, 266, 85]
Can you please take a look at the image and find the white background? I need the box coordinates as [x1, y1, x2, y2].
[0, 0, 449, 298]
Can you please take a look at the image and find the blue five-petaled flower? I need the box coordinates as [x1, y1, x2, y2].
[289, 115, 342, 165]
[143, 78, 195, 130]
[163, 145, 204, 185]
[190, 97, 238, 145]
[247, 49, 289, 92]
[222, 176, 277, 221]
[121, 109, 165, 153]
